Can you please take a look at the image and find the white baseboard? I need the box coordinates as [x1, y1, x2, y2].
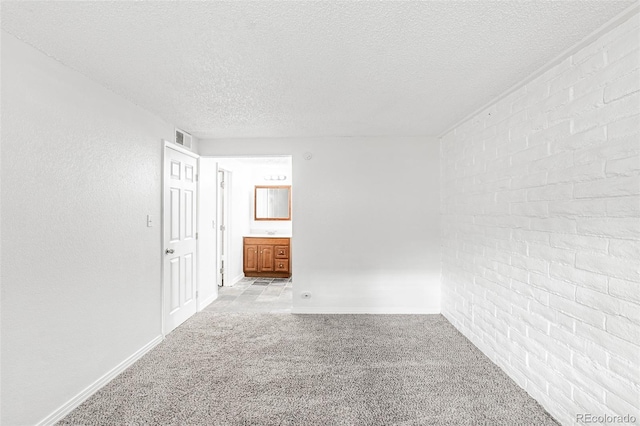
[224, 274, 244, 287]
[198, 292, 218, 311]
[292, 306, 441, 314]
[36, 335, 163, 426]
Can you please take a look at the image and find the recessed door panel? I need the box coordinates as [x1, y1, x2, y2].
[171, 160, 181, 179]
[170, 188, 180, 242]
[259, 245, 274, 272]
[185, 164, 194, 182]
[244, 244, 258, 272]
[170, 257, 180, 313]
[184, 190, 194, 239]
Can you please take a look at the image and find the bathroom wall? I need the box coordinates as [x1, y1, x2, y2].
[248, 160, 293, 235]
[440, 12, 639, 425]
[199, 137, 441, 313]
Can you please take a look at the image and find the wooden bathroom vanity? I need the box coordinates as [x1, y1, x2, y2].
[243, 237, 291, 278]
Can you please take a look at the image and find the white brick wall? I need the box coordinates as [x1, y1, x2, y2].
[441, 12, 640, 426]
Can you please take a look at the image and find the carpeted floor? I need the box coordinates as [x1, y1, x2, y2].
[59, 313, 559, 425]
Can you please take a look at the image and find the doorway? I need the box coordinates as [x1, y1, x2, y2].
[198, 155, 293, 312]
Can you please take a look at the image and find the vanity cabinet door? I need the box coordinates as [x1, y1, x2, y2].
[258, 245, 275, 272]
[244, 244, 259, 273]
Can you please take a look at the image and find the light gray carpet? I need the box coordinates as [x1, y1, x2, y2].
[59, 313, 559, 425]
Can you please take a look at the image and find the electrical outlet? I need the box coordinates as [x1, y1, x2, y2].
[301, 292, 312, 299]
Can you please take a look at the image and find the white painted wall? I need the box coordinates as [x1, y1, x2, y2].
[198, 137, 441, 313]
[248, 161, 293, 236]
[197, 158, 219, 307]
[440, 13, 640, 425]
[0, 33, 172, 425]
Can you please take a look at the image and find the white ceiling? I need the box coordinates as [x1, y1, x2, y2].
[220, 156, 292, 167]
[1, 1, 635, 139]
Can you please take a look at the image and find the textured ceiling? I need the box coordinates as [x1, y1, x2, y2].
[1, 1, 635, 138]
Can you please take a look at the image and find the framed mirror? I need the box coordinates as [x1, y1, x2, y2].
[254, 185, 291, 221]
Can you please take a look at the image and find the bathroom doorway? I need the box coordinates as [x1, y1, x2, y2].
[198, 155, 293, 312]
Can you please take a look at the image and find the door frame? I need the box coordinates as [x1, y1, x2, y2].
[199, 155, 293, 290]
[161, 140, 200, 336]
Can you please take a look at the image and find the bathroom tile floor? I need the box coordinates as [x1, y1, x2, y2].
[204, 276, 293, 313]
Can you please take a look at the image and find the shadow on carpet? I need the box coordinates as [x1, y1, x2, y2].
[59, 313, 559, 425]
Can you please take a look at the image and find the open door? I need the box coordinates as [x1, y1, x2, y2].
[216, 167, 231, 286]
[163, 143, 198, 334]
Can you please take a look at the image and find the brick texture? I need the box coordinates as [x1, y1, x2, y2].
[441, 13, 640, 426]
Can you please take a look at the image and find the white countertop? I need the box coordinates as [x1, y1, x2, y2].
[246, 234, 291, 238]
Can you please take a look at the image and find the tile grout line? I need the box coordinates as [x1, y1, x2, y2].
[205, 276, 293, 313]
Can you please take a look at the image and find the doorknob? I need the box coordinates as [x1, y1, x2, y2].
[165, 249, 174, 254]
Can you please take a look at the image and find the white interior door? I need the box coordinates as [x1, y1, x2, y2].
[216, 168, 231, 286]
[163, 144, 198, 334]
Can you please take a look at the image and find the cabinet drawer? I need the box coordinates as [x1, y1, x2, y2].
[274, 246, 289, 259]
[274, 259, 289, 272]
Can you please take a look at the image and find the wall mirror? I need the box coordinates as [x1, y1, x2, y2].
[254, 186, 291, 221]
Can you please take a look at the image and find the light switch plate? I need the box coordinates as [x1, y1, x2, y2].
[147, 215, 154, 227]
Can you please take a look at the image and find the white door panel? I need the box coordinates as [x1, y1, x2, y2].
[164, 145, 198, 334]
[169, 256, 180, 313]
[184, 190, 194, 238]
[184, 253, 194, 302]
[170, 188, 180, 242]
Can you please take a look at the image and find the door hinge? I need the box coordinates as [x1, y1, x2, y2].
[220, 181, 225, 189]
[219, 268, 224, 274]
[195, 174, 199, 182]
[196, 291, 198, 298]
[196, 232, 199, 239]
[220, 225, 226, 231]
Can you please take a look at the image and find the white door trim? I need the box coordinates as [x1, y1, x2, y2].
[161, 140, 199, 336]
[196, 157, 220, 311]
[166, 140, 199, 159]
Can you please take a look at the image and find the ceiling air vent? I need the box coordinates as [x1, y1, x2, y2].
[175, 128, 192, 149]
